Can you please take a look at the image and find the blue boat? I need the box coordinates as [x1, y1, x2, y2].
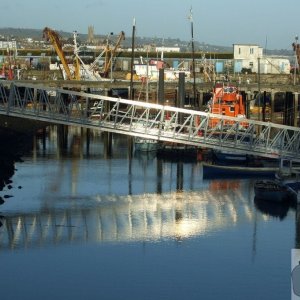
[202, 162, 278, 179]
[213, 149, 252, 164]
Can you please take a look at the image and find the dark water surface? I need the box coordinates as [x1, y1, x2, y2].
[0, 126, 298, 300]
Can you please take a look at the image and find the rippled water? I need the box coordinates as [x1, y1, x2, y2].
[0, 126, 298, 300]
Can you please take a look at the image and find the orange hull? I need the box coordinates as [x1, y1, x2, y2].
[209, 83, 247, 128]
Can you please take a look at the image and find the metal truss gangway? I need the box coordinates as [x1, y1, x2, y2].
[1, 81, 300, 162]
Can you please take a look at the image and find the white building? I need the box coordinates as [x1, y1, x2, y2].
[155, 46, 180, 53]
[233, 44, 290, 74]
[0, 40, 17, 50]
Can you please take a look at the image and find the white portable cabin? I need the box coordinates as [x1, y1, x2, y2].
[233, 44, 290, 74]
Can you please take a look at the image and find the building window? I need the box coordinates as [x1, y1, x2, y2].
[250, 48, 254, 54]
[239, 48, 241, 54]
[249, 62, 254, 67]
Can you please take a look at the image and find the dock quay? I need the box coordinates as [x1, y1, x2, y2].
[16, 76, 299, 92]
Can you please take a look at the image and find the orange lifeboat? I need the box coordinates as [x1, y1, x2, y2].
[208, 82, 247, 128]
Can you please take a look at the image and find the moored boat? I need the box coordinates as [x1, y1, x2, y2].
[275, 169, 300, 204]
[157, 142, 199, 161]
[254, 179, 297, 202]
[213, 149, 252, 164]
[207, 81, 248, 129]
[202, 162, 278, 179]
[134, 137, 161, 152]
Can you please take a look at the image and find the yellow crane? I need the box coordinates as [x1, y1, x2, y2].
[101, 31, 125, 77]
[43, 27, 80, 80]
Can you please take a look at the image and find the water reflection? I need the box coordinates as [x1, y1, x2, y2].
[0, 189, 259, 250]
[0, 125, 299, 253]
[254, 196, 292, 220]
[297, 206, 300, 248]
[2, 181, 295, 251]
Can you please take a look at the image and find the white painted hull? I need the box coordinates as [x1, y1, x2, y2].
[134, 138, 161, 152]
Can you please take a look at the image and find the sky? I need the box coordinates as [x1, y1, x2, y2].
[0, 0, 299, 50]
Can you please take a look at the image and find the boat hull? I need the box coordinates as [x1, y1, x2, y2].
[254, 180, 296, 202]
[202, 162, 277, 179]
[134, 138, 161, 152]
[213, 150, 251, 164]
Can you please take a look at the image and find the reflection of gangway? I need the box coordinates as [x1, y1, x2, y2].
[1, 81, 300, 161]
[0, 188, 257, 251]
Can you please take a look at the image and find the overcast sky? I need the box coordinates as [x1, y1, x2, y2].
[0, 0, 298, 50]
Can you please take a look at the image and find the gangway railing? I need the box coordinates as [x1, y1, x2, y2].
[1, 81, 300, 161]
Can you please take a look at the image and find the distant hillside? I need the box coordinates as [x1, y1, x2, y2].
[0, 27, 293, 56]
[0, 27, 83, 39]
[0, 27, 237, 53]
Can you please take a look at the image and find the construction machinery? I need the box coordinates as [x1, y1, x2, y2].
[44, 27, 124, 81]
[72, 30, 125, 81]
[93, 31, 125, 78]
[292, 40, 300, 72]
[72, 31, 102, 81]
[43, 27, 80, 80]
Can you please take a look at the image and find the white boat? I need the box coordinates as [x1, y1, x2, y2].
[133, 56, 190, 82]
[134, 137, 161, 152]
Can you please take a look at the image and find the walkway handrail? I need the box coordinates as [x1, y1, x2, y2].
[1, 81, 300, 161]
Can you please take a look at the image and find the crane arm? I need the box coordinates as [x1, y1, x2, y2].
[89, 49, 106, 71]
[111, 31, 125, 60]
[43, 27, 73, 80]
[102, 31, 125, 77]
[293, 42, 300, 69]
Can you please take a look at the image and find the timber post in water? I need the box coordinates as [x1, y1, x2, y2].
[158, 68, 164, 105]
[296, 205, 300, 249]
[293, 92, 299, 127]
[177, 72, 185, 124]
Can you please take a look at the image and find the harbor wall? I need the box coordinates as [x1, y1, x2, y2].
[19, 69, 297, 85]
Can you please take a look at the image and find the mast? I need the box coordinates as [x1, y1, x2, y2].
[189, 8, 196, 107]
[293, 35, 299, 86]
[130, 18, 136, 100]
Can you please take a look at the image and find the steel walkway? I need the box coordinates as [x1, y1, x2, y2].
[1, 81, 300, 161]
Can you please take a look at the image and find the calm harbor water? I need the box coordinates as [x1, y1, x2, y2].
[0, 126, 299, 300]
